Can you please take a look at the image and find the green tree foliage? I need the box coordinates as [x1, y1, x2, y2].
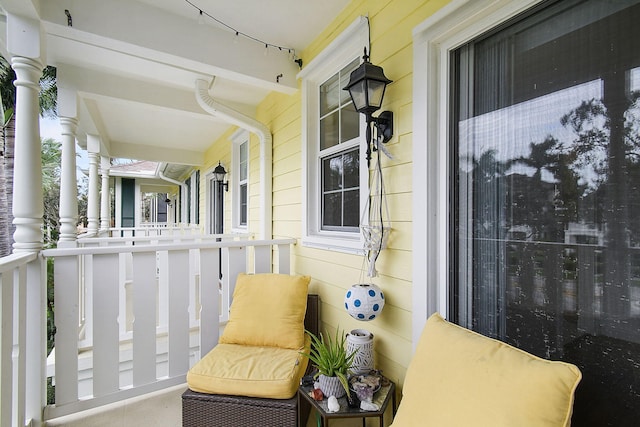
[0, 55, 57, 256]
[42, 138, 62, 246]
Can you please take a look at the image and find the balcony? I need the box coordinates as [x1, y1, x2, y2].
[0, 227, 295, 426]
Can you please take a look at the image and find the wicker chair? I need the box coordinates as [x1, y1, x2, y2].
[182, 293, 319, 427]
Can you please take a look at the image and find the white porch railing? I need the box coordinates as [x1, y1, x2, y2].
[100, 224, 203, 238]
[73, 233, 251, 349]
[0, 251, 41, 427]
[0, 239, 295, 427]
[78, 232, 251, 247]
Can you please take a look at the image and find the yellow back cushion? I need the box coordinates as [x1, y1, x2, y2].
[391, 313, 581, 427]
[219, 273, 310, 349]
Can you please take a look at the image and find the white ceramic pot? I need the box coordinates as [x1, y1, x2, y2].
[318, 374, 346, 398]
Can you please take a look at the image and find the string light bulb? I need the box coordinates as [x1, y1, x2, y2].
[185, 0, 298, 64]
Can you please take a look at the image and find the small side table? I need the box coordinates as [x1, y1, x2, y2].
[297, 379, 396, 427]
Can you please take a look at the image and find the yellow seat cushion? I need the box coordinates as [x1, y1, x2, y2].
[219, 273, 310, 350]
[391, 313, 582, 427]
[186, 337, 310, 399]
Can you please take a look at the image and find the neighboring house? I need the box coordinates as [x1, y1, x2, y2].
[107, 160, 193, 228]
[1, 0, 639, 425]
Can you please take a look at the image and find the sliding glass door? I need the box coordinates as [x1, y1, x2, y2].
[451, 0, 640, 424]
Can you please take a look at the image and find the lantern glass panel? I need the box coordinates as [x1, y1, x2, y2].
[350, 80, 368, 112]
[367, 80, 386, 109]
[213, 169, 225, 182]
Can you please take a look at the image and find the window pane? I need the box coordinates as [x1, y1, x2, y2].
[341, 102, 360, 143]
[239, 141, 248, 181]
[452, 1, 640, 424]
[240, 183, 247, 226]
[321, 149, 360, 231]
[343, 148, 360, 189]
[320, 111, 339, 150]
[321, 73, 340, 116]
[323, 156, 342, 191]
[322, 192, 341, 227]
[340, 58, 361, 104]
[343, 189, 359, 227]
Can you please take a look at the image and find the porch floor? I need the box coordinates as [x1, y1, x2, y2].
[43, 384, 386, 426]
[44, 384, 185, 427]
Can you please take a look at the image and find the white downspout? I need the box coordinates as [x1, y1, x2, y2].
[157, 165, 188, 224]
[195, 78, 273, 240]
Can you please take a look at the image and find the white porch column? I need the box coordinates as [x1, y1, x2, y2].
[7, 13, 46, 427]
[11, 56, 44, 253]
[86, 135, 100, 234]
[58, 117, 78, 246]
[87, 152, 100, 234]
[100, 156, 111, 232]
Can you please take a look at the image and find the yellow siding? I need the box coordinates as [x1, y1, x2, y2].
[200, 0, 452, 395]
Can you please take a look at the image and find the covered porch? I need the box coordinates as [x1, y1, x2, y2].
[0, 0, 352, 426]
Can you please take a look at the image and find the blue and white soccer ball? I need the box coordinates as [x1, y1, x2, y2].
[344, 283, 385, 321]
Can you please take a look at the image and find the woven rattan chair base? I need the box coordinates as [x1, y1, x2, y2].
[182, 389, 300, 427]
[182, 294, 319, 427]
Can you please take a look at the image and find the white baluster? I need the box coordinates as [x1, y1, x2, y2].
[198, 248, 220, 358]
[131, 252, 157, 386]
[92, 253, 120, 396]
[167, 250, 189, 377]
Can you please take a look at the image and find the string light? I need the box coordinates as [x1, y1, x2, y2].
[185, 0, 299, 65]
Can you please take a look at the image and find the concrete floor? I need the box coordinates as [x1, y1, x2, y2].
[44, 385, 185, 427]
[44, 384, 392, 427]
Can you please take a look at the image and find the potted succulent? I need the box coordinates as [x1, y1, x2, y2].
[302, 328, 356, 399]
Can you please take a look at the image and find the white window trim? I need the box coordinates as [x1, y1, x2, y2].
[300, 15, 370, 254]
[412, 0, 544, 348]
[231, 129, 249, 232]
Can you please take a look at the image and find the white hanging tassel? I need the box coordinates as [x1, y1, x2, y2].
[360, 143, 392, 278]
[367, 250, 380, 277]
[376, 135, 394, 159]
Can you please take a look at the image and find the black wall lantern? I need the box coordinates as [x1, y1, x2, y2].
[213, 161, 229, 192]
[343, 48, 393, 166]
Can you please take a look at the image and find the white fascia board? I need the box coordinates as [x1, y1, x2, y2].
[109, 141, 202, 166]
[40, 0, 298, 93]
[57, 64, 206, 116]
[0, 0, 39, 20]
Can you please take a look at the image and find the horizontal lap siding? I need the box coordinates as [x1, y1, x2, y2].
[296, 1, 407, 391]
[196, 0, 453, 392]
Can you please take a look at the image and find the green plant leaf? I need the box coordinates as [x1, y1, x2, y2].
[300, 327, 356, 398]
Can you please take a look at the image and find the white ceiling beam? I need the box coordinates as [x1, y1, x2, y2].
[57, 63, 216, 117]
[39, 0, 299, 93]
[109, 140, 202, 166]
[0, 0, 39, 19]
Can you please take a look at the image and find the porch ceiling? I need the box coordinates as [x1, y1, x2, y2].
[0, 0, 350, 166]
